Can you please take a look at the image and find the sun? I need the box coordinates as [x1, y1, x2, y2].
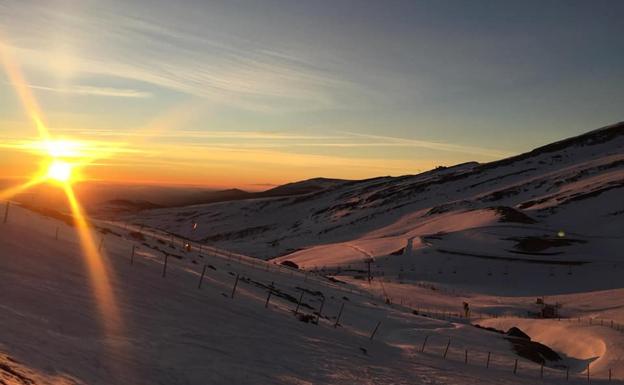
[47, 160, 73, 182]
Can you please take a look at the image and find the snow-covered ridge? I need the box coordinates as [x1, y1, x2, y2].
[129, 123, 624, 284]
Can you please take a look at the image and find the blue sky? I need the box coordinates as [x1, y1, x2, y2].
[1, 0, 623, 187]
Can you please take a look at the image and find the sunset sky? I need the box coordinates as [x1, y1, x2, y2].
[1, 0, 623, 189]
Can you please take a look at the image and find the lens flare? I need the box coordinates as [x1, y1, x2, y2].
[63, 183, 121, 335]
[0, 37, 123, 340]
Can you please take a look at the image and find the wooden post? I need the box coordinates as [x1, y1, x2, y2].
[316, 297, 325, 325]
[566, 366, 569, 381]
[130, 245, 135, 265]
[587, 364, 590, 383]
[609, 368, 612, 381]
[198, 265, 207, 289]
[162, 253, 169, 278]
[230, 273, 239, 298]
[265, 282, 274, 308]
[513, 359, 518, 375]
[369, 321, 381, 340]
[421, 335, 429, 352]
[3, 201, 9, 224]
[295, 289, 305, 315]
[486, 351, 491, 368]
[443, 337, 451, 359]
[334, 302, 344, 328]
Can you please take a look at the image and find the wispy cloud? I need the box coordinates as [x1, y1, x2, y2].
[0, 4, 357, 113]
[25, 83, 151, 98]
[48, 127, 510, 159]
[341, 132, 512, 159]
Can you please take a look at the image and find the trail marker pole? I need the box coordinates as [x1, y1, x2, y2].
[443, 338, 451, 359]
[295, 289, 305, 315]
[265, 282, 274, 308]
[230, 273, 240, 298]
[421, 335, 429, 352]
[3, 201, 9, 224]
[334, 302, 344, 328]
[369, 321, 381, 340]
[162, 253, 169, 278]
[130, 245, 135, 265]
[198, 265, 207, 289]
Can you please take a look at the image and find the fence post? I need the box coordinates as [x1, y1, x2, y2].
[162, 253, 169, 278]
[421, 335, 429, 352]
[513, 359, 518, 375]
[316, 297, 325, 325]
[230, 273, 240, 298]
[486, 351, 491, 368]
[3, 201, 9, 224]
[130, 245, 135, 265]
[334, 302, 344, 328]
[443, 337, 451, 359]
[295, 289, 305, 315]
[265, 282, 274, 308]
[566, 366, 569, 381]
[198, 265, 207, 289]
[370, 321, 381, 340]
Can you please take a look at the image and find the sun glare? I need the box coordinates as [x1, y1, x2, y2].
[47, 160, 73, 182]
[46, 139, 83, 158]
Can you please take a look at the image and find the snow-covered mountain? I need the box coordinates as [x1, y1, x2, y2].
[129, 122, 624, 295]
[2, 123, 624, 384]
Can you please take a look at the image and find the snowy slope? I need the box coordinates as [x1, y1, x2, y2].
[129, 122, 624, 295]
[6, 204, 620, 384]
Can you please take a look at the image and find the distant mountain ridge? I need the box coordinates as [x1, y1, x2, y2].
[100, 177, 348, 214]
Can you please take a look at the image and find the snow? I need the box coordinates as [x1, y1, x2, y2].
[3, 203, 623, 384]
[2, 123, 624, 384]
